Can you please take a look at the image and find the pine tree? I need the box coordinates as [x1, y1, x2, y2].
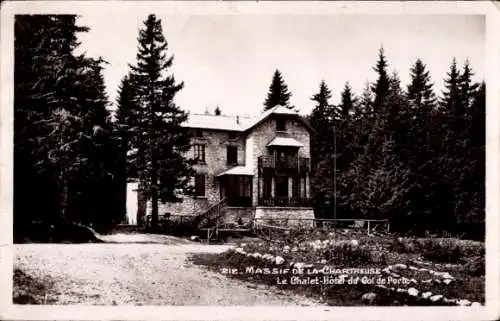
[114, 74, 138, 218]
[459, 59, 480, 113]
[14, 15, 117, 229]
[368, 67, 400, 161]
[126, 14, 194, 230]
[463, 82, 485, 237]
[407, 59, 437, 116]
[406, 58, 438, 166]
[345, 139, 410, 221]
[350, 81, 373, 156]
[440, 58, 461, 116]
[439, 58, 464, 164]
[310, 80, 333, 124]
[263, 69, 293, 110]
[359, 81, 373, 118]
[116, 75, 136, 139]
[336, 81, 357, 171]
[339, 82, 355, 118]
[115, 74, 140, 171]
[309, 80, 336, 218]
[364, 47, 392, 163]
[401, 59, 441, 227]
[371, 47, 391, 110]
[468, 82, 485, 148]
[115, 73, 150, 225]
[452, 62, 482, 234]
[309, 80, 334, 163]
[214, 105, 222, 115]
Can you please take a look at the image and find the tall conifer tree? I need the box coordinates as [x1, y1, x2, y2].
[14, 15, 116, 229]
[371, 47, 391, 110]
[263, 69, 294, 110]
[125, 14, 194, 230]
[309, 80, 336, 218]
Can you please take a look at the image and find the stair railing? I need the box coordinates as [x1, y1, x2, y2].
[191, 198, 228, 228]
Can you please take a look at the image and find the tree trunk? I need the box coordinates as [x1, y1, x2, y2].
[150, 156, 159, 231]
[148, 84, 159, 231]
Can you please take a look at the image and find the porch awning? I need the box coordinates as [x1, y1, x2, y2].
[216, 166, 254, 177]
[266, 137, 304, 148]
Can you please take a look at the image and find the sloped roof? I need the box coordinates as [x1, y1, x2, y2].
[239, 105, 298, 132]
[183, 114, 255, 131]
[216, 166, 254, 177]
[182, 105, 313, 133]
[267, 137, 304, 148]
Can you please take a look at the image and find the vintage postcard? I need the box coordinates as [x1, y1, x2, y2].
[1, 1, 499, 320]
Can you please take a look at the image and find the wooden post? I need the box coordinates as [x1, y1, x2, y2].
[367, 220, 371, 234]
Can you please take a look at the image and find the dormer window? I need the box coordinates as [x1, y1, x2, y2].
[276, 118, 286, 131]
[195, 129, 203, 137]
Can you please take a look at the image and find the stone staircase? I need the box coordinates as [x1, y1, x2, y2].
[189, 198, 228, 229]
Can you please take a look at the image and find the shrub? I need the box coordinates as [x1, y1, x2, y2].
[322, 243, 381, 265]
[13, 269, 52, 304]
[388, 236, 419, 254]
[421, 239, 464, 264]
[464, 256, 485, 277]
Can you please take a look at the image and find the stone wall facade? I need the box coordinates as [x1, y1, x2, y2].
[223, 207, 255, 225]
[139, 114, 313, 222]
[145, 129, 246, 217]
[254, 206, 315, 228]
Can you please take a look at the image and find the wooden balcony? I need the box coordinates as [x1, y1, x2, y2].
[258, 196, 311, 207]
[258, 156, 311, 173]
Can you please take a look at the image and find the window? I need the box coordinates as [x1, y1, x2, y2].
[194, 174, 205, 197]
[193, 144, 206, 163]
[195, 129, 203, 137]
[227, 146, 238, 165]
[275, 175, 289, 197]
[240, 176, 251, 197]
[300, 176, 307, 198]
[228, 132, 236, 139]
[276, 118, 286, 131]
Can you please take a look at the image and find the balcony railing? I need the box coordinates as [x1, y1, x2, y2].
[258, 196, 311, 207]
[258, 156, 311, 172]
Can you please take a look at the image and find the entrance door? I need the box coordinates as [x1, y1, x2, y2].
[275, 175, 288, 198]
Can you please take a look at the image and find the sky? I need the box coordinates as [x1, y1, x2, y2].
[76, 13, 485, 116]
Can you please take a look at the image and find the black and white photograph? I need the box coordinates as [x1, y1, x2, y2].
[1, 1, 499, 320]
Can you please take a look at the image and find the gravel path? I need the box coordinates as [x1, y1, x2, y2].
[14, 236, 322, 306]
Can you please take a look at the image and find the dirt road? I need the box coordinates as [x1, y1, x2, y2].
[14, 234, 322, 306]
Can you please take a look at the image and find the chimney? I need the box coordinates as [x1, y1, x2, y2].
[236, 116, 240, 124]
